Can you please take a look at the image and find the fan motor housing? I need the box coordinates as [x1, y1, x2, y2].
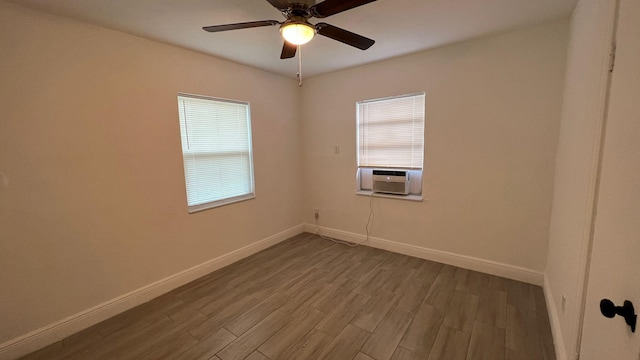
[286, 3, 312, 18]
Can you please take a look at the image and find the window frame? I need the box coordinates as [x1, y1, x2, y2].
[177, 93, 256, 213]
[356, 92, 426, 200]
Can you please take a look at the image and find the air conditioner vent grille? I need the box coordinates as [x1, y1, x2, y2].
[372, 169, 409, 195]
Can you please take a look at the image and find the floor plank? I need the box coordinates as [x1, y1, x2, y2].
[258, 308, 325, 359]
[428, 326, 471, 360]
[174, 327, 237, 360]
[475, 289, 508, 329]
[390, 346, 419, 360]
[360, 307, 413, 360]
[224, 292, 289, 336]
[280, 328, 334, 360]
[506, 304, 545, 359]
[399, 302, 443, 357]
[351, 290, 397, 332]
[317, 324, 371, 360]
[466, 321, 506, 360]
[216, 310, 291, 360]
[315, 291, 371, 337]
[442, 290, 480, 333]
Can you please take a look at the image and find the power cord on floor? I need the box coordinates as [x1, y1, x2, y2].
[314, 193, 374, 247]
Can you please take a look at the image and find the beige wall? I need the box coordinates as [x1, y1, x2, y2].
[301, 20, 569, 272]
[0, 2, 302, 344]
[545, 0, 617, 359]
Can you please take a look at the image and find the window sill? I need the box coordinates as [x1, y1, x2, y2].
[356, 190, 423, 202]
[188, 194, 256, 214]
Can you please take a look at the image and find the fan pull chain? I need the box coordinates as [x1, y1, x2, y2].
[297, 44, 303, 87]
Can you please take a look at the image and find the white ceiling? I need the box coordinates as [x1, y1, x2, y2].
[7, 0, 577, 78]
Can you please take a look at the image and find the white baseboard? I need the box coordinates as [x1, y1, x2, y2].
[543, 276, 568, 360]
[0, 224, 304, 360]
[304, 224, 544, 286]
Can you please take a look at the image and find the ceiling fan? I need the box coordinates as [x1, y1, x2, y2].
[203, 0, 377, 59]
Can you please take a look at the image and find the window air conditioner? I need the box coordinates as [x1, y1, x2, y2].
[372, 169, 410, 195]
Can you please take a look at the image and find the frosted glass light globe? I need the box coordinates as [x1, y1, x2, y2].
[281, 23, 315, 45]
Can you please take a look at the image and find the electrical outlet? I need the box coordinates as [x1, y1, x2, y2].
[314, 208, 319, 220]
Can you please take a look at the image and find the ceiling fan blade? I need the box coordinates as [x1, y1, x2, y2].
[203, 20, 279, 33]
[265, 0, 291, 10]
[280, 41, 297, 59]
[310, 0, 376, 18]
[315, 23, 375, 50]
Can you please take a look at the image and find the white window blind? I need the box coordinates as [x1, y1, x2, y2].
[177, 94, 255, 212]
[357, 92, 425, 169]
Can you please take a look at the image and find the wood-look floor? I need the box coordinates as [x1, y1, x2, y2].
[20, 233, 556, 360]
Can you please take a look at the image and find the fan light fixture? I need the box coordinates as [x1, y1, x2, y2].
[280, 22, 315, 45]
[202, 0, 378, 85]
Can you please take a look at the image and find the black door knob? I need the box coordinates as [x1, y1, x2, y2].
[600, 298, 637, 333]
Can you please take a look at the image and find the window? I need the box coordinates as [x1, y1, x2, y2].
[356, 92, 425, 198]
[177, 93, 255, 212]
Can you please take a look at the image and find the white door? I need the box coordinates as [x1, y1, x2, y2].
[579, 0, 640, 358]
